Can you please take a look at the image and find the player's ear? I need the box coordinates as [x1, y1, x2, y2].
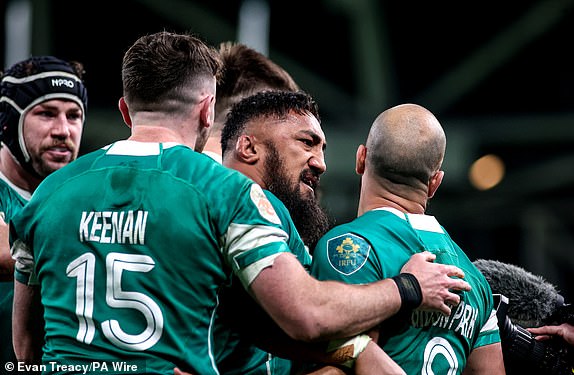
[199, 95, 215, 130]
[235, 134, 259, 164]
[355, 144, 367, 175]
[118, 97, 132, 128]
[428, 170, 444, 198]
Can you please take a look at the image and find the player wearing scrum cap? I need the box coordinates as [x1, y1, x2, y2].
[0, 55, 88, 365]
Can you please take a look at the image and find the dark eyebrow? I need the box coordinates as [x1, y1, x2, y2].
[37, 102, 82, 112]
[299, 129, 327, 151]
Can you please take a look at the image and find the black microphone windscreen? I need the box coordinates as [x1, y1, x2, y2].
[473, 259, 564, 328]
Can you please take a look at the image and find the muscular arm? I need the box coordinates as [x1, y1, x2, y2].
[13, 280, 44, 363]
[249, 251, 469, 342]
[250, 252, 399, 341]
[353, 340, 405, 375]
[462, 343, 506, 375]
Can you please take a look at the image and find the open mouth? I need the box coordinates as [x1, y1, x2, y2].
[301, 174, 319, 193]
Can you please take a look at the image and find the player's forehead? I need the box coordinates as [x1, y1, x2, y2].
[32, 99, 82, 111]
[263, 112, 324, 139]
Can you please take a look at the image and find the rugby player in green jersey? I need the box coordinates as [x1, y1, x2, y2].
[210, 44, 391, 374]
[12, 32, 470, 375]
[311, 103, 506, 374]
[219, 90, 397, 374]
[0, 55, 88, 367]
[218, 91, 477, 374]
[209, 45, 362, 374]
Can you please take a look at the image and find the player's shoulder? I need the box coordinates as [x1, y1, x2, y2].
[0, 177, 18, 197]
[168, 146, 251, 183]
[316, 219, 366, 251]
[194, 156, 256, 199]
[0, 179, 27, 218]
[262, 190, 287, 211]
[325, 211, 381, 236]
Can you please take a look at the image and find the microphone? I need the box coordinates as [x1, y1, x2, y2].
[473, 259, 574, 375]
[473, 258, 564, 328]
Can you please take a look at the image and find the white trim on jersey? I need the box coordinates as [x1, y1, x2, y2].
[375, 206, 444, 233]
[225, 222, 289, 287]
[481, 308, 500, 333]
[105, 140, 182, 156]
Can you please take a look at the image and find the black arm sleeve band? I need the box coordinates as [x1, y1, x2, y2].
[392, 273, 423, 315]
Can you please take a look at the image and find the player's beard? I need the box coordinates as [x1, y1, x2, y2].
[32, 141, 77, 177]
[263, 142, 332, 253]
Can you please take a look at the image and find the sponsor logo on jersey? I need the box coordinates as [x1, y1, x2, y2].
[411, 299, 478, 339]
[250, 184, 281, 225]
[326, 233, 370, 275]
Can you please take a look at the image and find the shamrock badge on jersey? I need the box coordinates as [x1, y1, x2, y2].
[326, 233, 370, 275]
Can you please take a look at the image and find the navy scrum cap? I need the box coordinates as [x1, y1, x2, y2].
[0, 55, 88, 175]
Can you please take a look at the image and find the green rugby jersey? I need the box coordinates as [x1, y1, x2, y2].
[0, 175, 30, 366]
[311, 207, 500, 374]
[11, 141, 294, 375]
[214, 191, 311, 375]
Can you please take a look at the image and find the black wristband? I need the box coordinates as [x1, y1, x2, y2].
[392, 273, 423, 315]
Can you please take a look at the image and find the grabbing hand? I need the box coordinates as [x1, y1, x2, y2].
[400, 251, 470, 316]
[528, 323, 574, 346]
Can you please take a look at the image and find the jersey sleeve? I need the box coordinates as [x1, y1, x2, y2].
[8, 172, 58, 286]
[473, 307, 502, 349]
[11, 238, 37, 285]
[9, 199, 40, 285]
[222, 183, 293, 289]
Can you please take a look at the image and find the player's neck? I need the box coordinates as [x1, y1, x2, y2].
[202, 132, 222, 156]
[128, 125, 190, 145]
[358, 196, 425, 216]
[0, 147, 39, 193]
[357, 178, 426, 216]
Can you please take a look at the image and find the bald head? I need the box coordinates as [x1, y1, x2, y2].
[365, 103, 446, 187]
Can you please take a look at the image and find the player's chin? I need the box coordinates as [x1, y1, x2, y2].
[41, 158, 74, 173]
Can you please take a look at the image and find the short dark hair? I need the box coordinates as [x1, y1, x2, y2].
[122, 31, 222, 112]
[214, 42, 299, 129]
[221, 90, 319, 156]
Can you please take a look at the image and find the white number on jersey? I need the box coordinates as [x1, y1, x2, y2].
[66, 252, 164, 350]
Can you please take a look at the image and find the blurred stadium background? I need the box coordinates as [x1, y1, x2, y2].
[2, 0, 573, 301]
